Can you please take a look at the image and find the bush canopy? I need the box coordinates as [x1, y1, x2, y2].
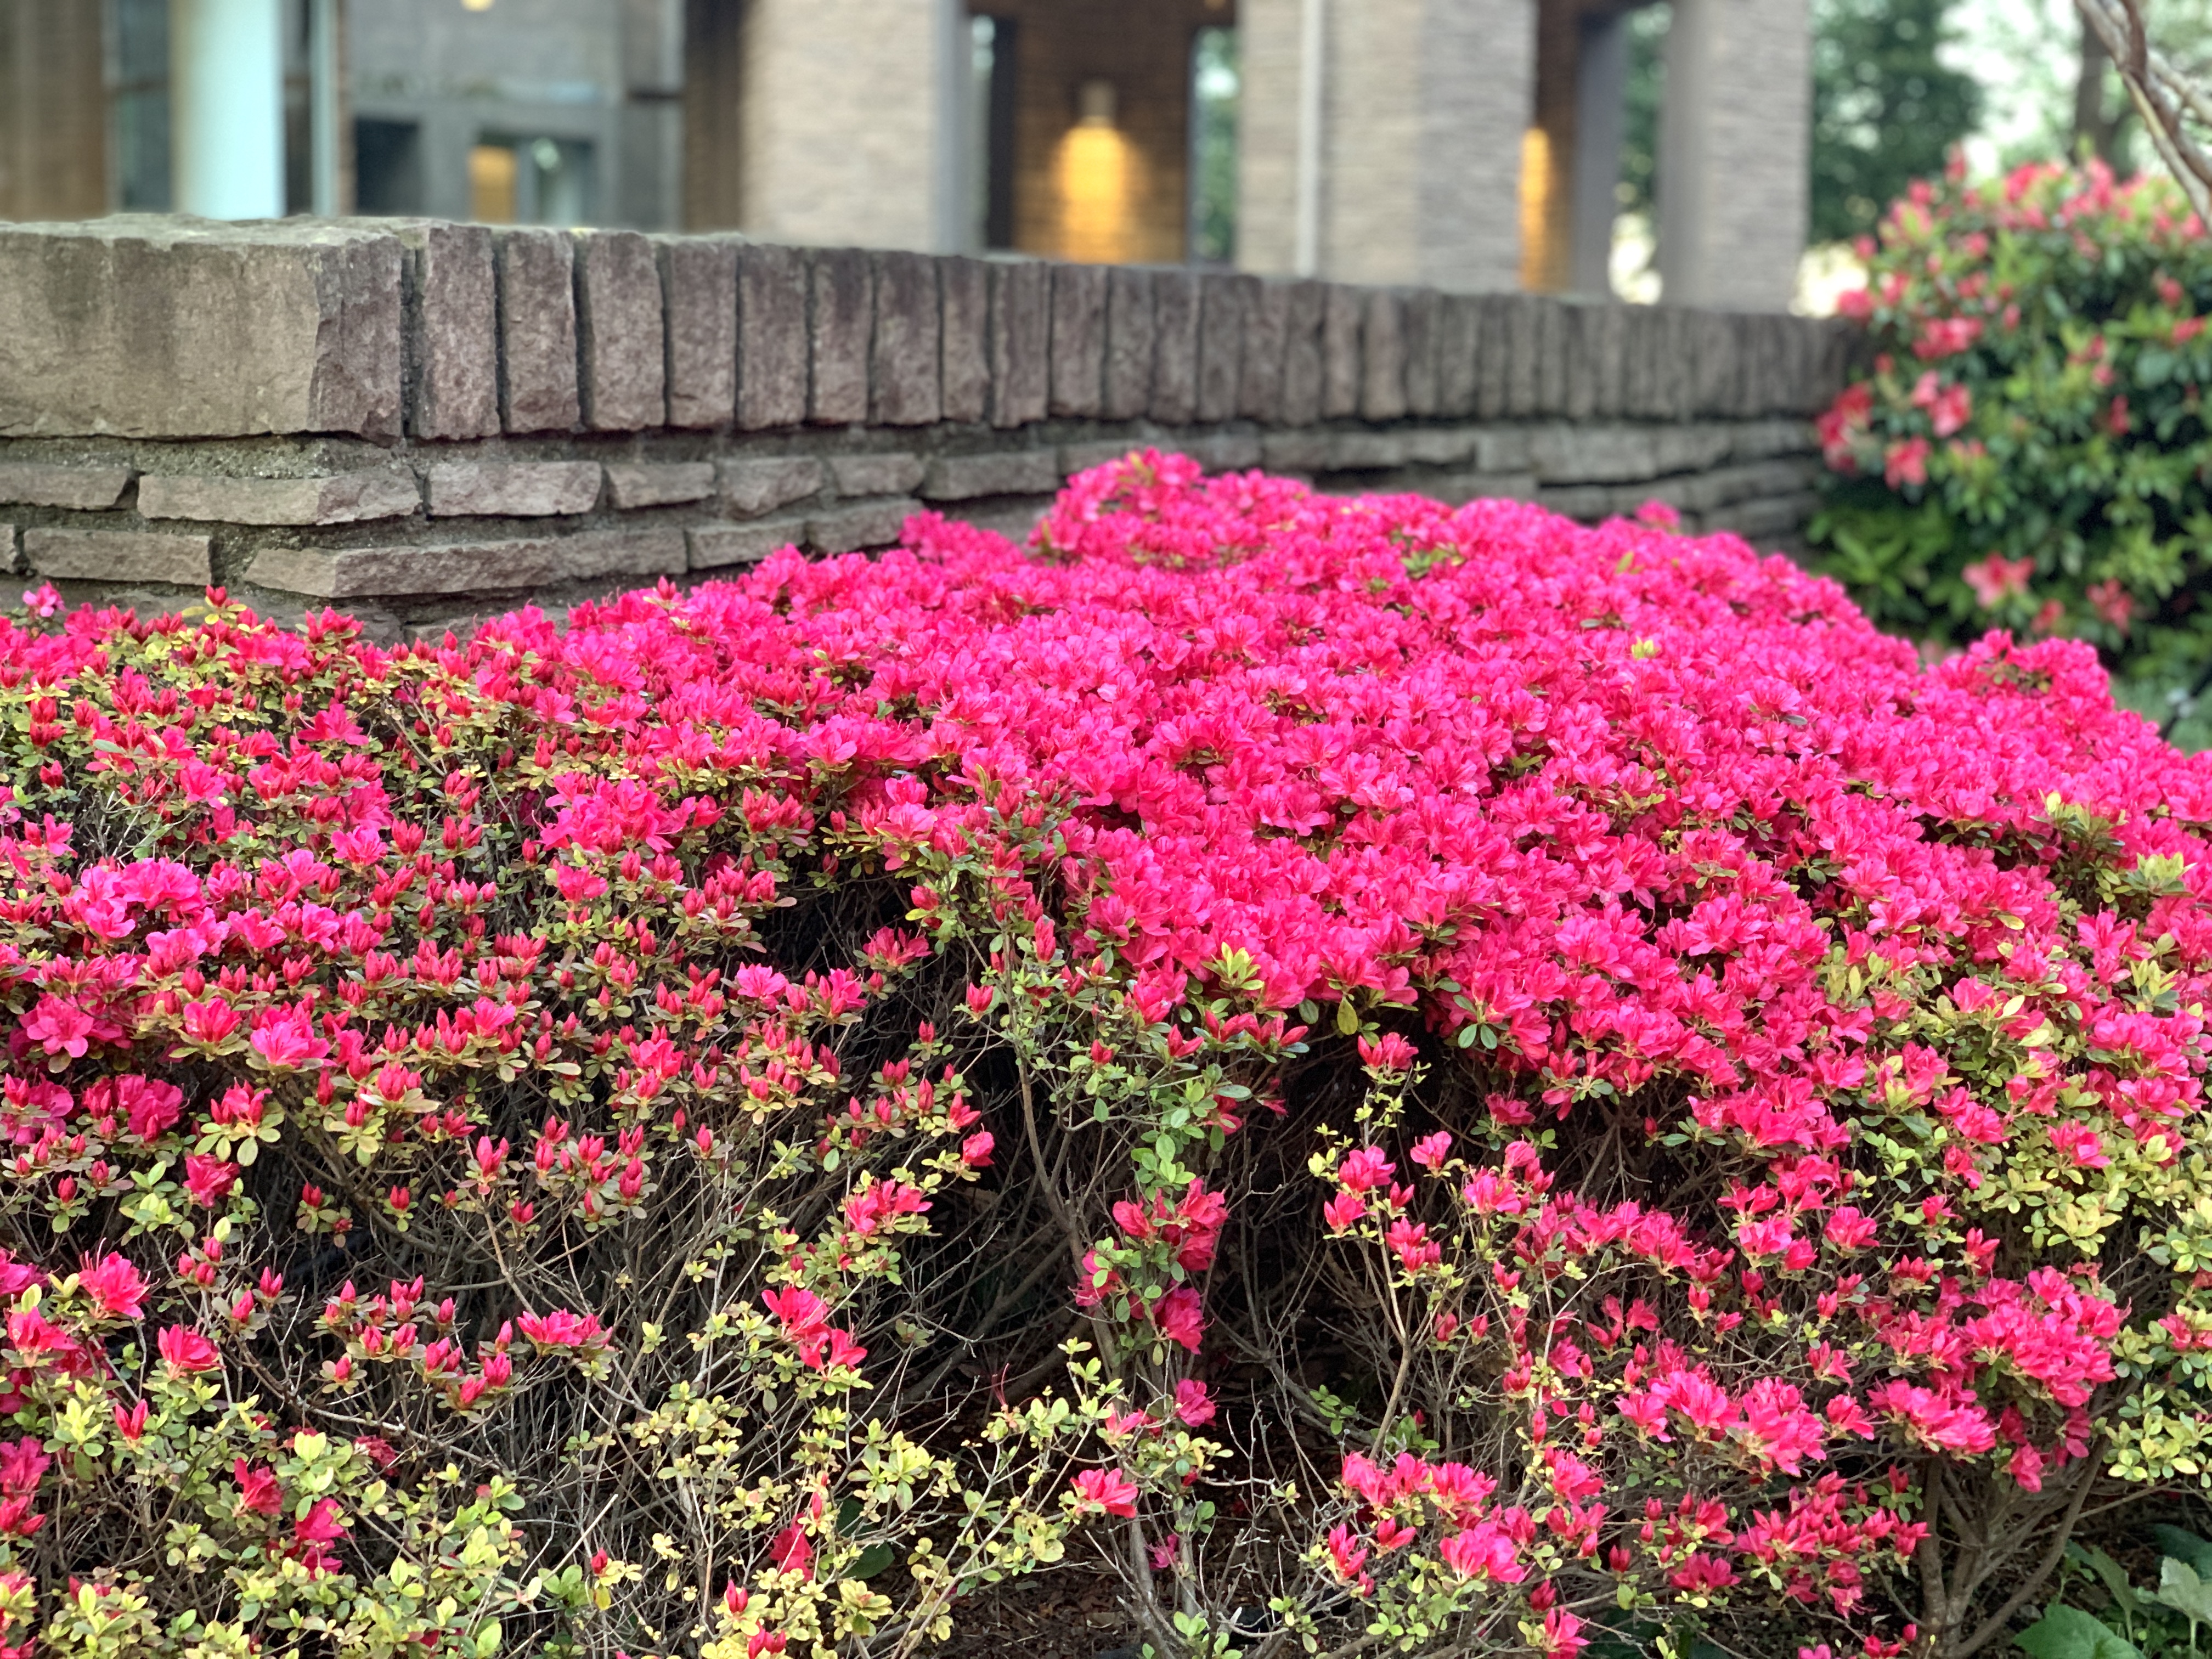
[0, 458, 2209, 1659]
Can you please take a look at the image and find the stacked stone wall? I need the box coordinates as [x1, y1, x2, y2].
[0, 215, 1857, 632]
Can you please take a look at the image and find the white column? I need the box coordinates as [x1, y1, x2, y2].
[308, 0, 341, 217]
[1570, 9, 1628, 297]
[171, 0, 286, 220]
[932, 0, 971, 252]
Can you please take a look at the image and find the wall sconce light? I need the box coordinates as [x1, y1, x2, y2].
[462, 0, 495, 10]
[1078, 78, 1118, 128]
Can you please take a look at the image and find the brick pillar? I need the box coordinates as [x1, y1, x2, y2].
[0, 0, 106, 221]
[719, 0, 953, 252]
[1241, 0, 1534, 290]
[1656, 0, 1809, 311]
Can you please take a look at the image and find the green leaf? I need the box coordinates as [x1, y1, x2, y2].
[2015, 1606, 2142, 1659]
[2157, 1526, 2212, 1577]
[2158, 1557, 2212, 1628]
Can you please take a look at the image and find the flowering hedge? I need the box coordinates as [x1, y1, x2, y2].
[0, 454, 2210, 1659]
[1812, 157, 2212, 747]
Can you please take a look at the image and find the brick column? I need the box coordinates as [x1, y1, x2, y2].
[1656, 0, 1809, 311]
[1240, 0, 1534, 290]
[722, 0, 953, 252]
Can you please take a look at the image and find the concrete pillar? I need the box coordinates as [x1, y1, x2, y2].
[1570, 9, 1628, 297]
[172, 0, 286, 220]
[727, 0, 953, 251]
[1657, 0, 1809, 310]
[1240, 0, 1533, 291]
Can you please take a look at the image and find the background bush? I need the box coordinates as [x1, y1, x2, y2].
[5, 459, 2212, 1659]
[1810, 157, 2212, 744]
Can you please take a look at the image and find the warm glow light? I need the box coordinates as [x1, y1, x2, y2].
[470, 145, 517, 223]
[1517, 128, 1555, 291]
[1056, 125, 1136, 264]
[462, 0, 495, 10]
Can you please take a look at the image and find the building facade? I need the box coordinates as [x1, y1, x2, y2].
[0, 0, 1808, 308]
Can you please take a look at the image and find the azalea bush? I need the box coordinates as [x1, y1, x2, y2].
[1, 453, 2211, 1658]
[1810, 156, 2212, 747]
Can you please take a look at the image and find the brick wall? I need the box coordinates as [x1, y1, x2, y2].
[0, 215, 1856, 634]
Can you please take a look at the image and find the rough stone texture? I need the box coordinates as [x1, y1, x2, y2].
[1048, 264, 1108, 419]
[1260, 431, 1332, 472]
[1436, 294, 1481, 419]
[1061, 440, 1144, 477]
[988, 261, 1050, 428]
[1178, 431, 1264, 472]
[871, 251, 941, 426]
[427, 461, 602, 518]
[656, 235, 738, 430]
[393, 221, 499, 441]
[1321, 284, 1363, 419]
[921, 451, 1062, 501]
[1195, 274, 1248, 424]
[808, 248, 873, 425]
[550, 527, 688, 582]
[494, 229, 580, 434]
[808, 498, 916, 552]
[603, 462, 717, 509]
[689, 519, 805, 571]
[1360, 289, 1408, 421]
[576, 230, 667, 432]
[139, 470, 421, 526]
[1401, 290, 1440, 418]
[1103, 268, 1156, 422]
[0, 216, 403, 440]
[720, 456, 823, 516]
[247, 541, 554, 600]
[1149, 269, 1201, 425]
[828, 453, 924, 496]
[1279, 280, 1327, 427]
[736, 244, 808, 430]
[27, 528, 209, 586]
[1240, 279, 1290, 424]
[940, 257, 990, 424]
[1528, 424, 1661, 484]
[0, 463, 130, 510]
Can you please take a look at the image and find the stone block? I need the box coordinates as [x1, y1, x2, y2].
[427, 461, 601, 517]
[575, 231, 664, 431]
[1176, 431, 1262, 473]
[808, 498, 916, 553]
[688, 519, 805, 571]
[1328, 432, 1410, 470]
[1675, 457, 1823, 513]
[1531, 298, 1568, 415]
[809, 248, 873, 425]
[494, 229, 580, 433]
[393, 220, 499, 441]
[871, 250, 941, 425]
[1474, 428, 1532, 472]
[1403, 427, 1481, 467]
[1435, 295, 1481, 419]
[0, 216, 403, 440]
[1261, 431, 1331, 472]
[1652, 424, 1736, 475]
[1528, 424, 1662, 484]
[27, 528, 209, 586]
[988, 259, 1050, 428]
[1689, 310, 1742, 418]
[736, 243, 808, 429]
[1401, 289, 1440, 417]
[1103, 267, 1155, 421]
[1429, 471, 1538, 506]
[1620, 304, 1664, 420]
[603, 462, 717, 509]
[139, 469, 420, 526]
[1149, 268, 1201, 425]
[828, 453, 925, 496]
[921, 450, 1061, 501]
[1709, 490, 1818, 543]
[656, 234, 738, 430]
[1048, 264, 1107, 419]
[1060, 439, 1141, 476]
[720, 456, 823, 516]
[1194, 273, 1248, 422]
[1321, 284, 1362, 419]
[1538, 483, 1613, 520]
[0, 463, 130, 510]
[1729, 417, 1818, 461]
[1279, 279, 1326, 427]
[1474, 294, 1517, 419]
[1359, 290, 1407, 421]
[940, 256, 990, 423]
[550, 527, 688, 582]
[1240, 278, 1289, 423]
[1571, 304, 1629, 421]
[246, 540, 554, 599]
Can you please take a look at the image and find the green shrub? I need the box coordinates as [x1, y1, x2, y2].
[1811, 157, 2212, 744]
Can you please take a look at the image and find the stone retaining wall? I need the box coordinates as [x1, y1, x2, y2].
[0, 215, 1857, 630]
